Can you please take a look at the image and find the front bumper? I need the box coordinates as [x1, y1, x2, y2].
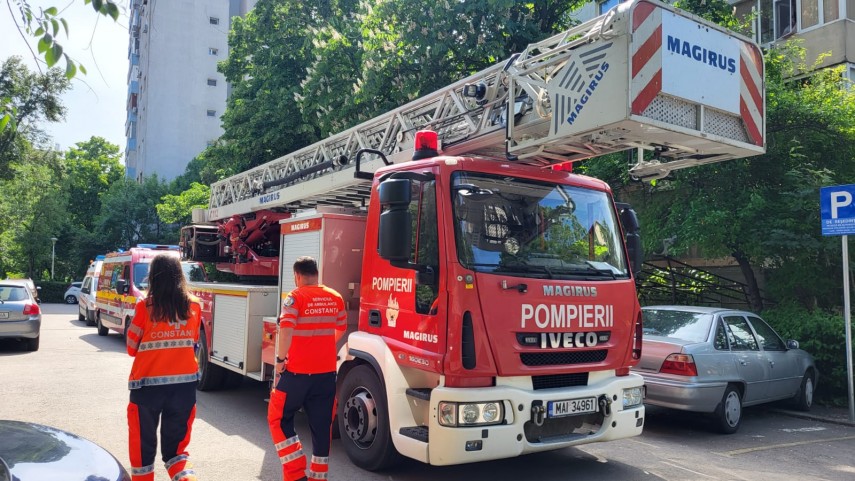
[640, 373, 726, 412]
[425, 373, 644, 466]
[0, 317, 41, 339]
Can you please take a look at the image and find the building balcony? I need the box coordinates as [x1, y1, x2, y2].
[129, 80, 139, 95]
[126, 138, 137, 151]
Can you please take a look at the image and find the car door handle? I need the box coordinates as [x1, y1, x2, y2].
[769, 361, 775, 367]
[739, 360, 748, 366]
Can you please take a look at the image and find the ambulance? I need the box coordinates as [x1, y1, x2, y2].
[95, 245, 206, 336]
[78, 255, 104, 326]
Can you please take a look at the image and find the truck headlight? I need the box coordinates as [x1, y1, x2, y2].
[623, 387, 643, 409]
[438, 401, 504, 427]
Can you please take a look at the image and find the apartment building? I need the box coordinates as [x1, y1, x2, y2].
[733, 0, 854, 80]
[125, 0, 257, 182]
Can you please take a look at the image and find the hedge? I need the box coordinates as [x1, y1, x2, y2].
[33, 280, 73, 304]
[763, 303, 854, 405]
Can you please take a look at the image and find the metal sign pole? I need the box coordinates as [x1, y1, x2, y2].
[843, 235, 855, 422]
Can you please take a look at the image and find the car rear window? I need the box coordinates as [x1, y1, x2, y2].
[642, 309, 713, 343]
[0, 285, 28, 302]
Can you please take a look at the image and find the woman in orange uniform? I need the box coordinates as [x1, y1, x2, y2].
[126, 254, 201, 481]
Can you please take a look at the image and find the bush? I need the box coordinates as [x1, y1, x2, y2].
[33, 280, 72, 303]
[763, 303, 853, 405]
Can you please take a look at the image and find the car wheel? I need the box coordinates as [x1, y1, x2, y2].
[65, 295, 77, 304]
[96, 314, 108, 336]
[197, 329, 226, 391]
[793, 371, 815, 412]
[714, 385, 743, 434]
[338, 365, 401, 471]
[26, 336, 40, 351]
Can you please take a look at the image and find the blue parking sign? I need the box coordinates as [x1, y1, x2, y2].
[821, 184, 855, 236]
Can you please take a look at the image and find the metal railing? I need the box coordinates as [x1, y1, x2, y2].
[636, 256, 772, 309]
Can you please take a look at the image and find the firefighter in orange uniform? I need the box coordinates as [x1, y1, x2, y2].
[126, 255, 202, 481]
[268, 256, 346, 481]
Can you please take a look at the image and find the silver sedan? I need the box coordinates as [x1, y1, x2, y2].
[0, 281, 42, 351]
[633, 306, 816, 434]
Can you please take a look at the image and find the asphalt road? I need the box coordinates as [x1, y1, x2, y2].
[1, 304, 854, 481]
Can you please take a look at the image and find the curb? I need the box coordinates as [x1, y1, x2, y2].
[771, 409, 855, 428]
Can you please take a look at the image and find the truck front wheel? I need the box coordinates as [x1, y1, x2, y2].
[337, 365, 401, 471]
[197, 329, 225, 391]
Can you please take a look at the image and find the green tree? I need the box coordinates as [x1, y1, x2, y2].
[94, 176, 171, 250]
[156, 182, 210, 225]
[0, 56, 70, 177]
[203, 0, 586, 179]
[302, 0, 585, 138]
[0, 144, 68, 278]
[63, 136, 123, 231]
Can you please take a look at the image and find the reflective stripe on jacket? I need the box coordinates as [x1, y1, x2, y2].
[127, 298, 201, 389]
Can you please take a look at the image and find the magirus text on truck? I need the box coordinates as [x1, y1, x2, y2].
[179, 0, 764, 470]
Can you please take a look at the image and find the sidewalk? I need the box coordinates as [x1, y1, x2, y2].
[772, 403, 855, 427]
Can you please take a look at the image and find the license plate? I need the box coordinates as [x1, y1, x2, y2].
[547, 397, 597, 418]
[0, 312, 8, 319]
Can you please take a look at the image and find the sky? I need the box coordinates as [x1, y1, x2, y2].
[0, 0, 130, 160]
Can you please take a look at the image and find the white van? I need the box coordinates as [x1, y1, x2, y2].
[78, 256, 104, 326]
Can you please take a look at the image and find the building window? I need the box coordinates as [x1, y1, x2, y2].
[756, 0, 839, 43]
[209, 48, 218, 56]
[207, 78, 217, 86]
[209, 17, 219, 25]
[207, 110, 216, 117]
[598, 0, 621, 15]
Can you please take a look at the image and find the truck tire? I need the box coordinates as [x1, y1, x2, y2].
[337, 365, 401, 471]
[793, 370, 815, 412]
[96, 313, 108, 336]
[713, 384, 742, 434]
[197, 329, 225, 391]
[86, 310, 95, 327]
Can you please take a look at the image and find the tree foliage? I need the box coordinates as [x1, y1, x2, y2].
[64, 136, 123, 231]
[1, 0, 120, 134]
[95, 176, 171, 251]
[0, 145, 67, 278]
[194, 0, 587, 181]
[156, 182, 210, 225]
[0, 56, 70, 177]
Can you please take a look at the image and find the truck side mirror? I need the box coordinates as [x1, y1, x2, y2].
[617, 204, 643, 277]
[116, 279, 129, 295]
[378, 178, 412, 262]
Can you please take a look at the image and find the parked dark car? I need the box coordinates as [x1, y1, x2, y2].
[633, 306, 816, 433]
[0, 420, 130, 481]
[0, 282, 41, 351]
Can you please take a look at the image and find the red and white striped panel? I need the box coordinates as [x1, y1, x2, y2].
[739, 44, 764, 146]
[630, 1, 662, 115]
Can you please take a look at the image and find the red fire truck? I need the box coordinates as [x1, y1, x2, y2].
[181, 0, 765, 470]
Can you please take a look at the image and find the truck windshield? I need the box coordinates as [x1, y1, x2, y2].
[451, 171, 628, 279]
[134, 263, 150, 290]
